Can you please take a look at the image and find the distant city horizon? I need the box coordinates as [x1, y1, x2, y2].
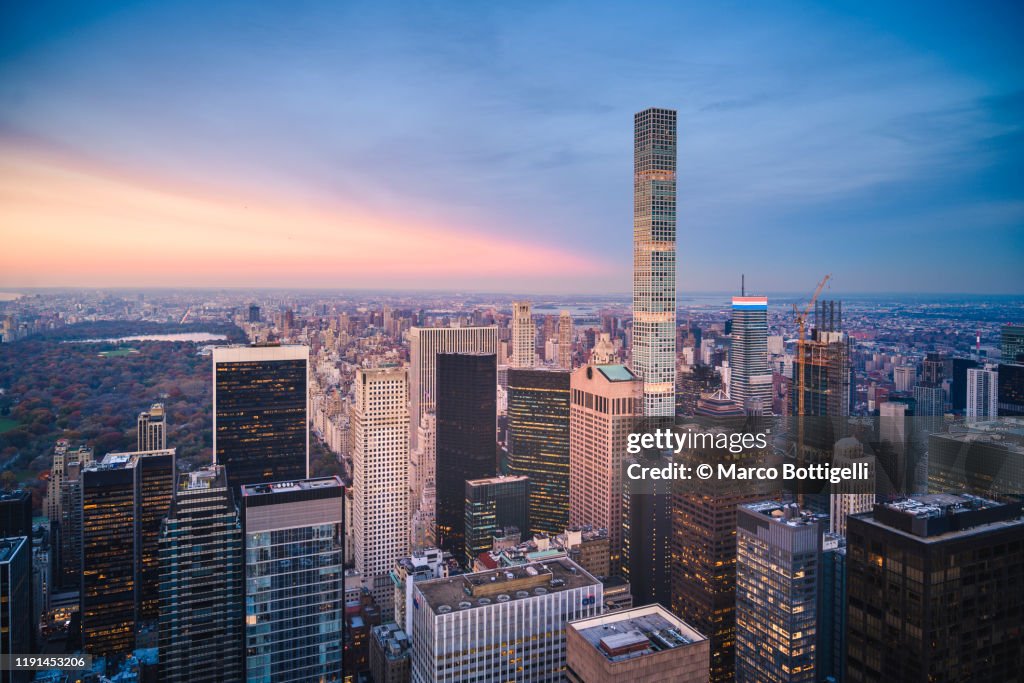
[2, 286, 1023, 300]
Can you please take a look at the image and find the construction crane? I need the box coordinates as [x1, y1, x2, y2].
[792, 274, 831, 502]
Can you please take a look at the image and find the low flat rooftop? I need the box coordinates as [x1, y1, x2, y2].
[416, 558, 598, 615]
[240, 477, 342, 497]
[569, 604, 706, 663]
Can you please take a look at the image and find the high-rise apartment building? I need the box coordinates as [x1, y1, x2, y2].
[410, 558, 602, 682]
[136, 403, 167, 451]
[735, 502, 823, 683]
[568, 363, 641, 573]
[966, 366, 998, 418]
[464, 475, 529, 566]
[558, 310, 574, 369]
[212, 344, 309, 492]
[56, 459, 88, 589]
[435, 353, 497, 559]
[913, 351, 946, 424]
[893, 365, 915, 392]
[80, 450, 175, 660]
[46, 442, 93, 536]
[248, 303, 261, 323]
[632, 107, 677, 419]
[566, 604, 709, 683]
[846, 495, 1024, 682]
[158, 466, 244, 683]
[408, 326, 498, 449]
[510, 301, 536, 368]
[353, 367, 410, 615]
[240, 478, 344, 683]
[507, 368, 571, 536]
[730, 296, 773, 415]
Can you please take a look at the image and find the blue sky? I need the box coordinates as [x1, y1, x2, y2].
[1, 0, 1022, 294]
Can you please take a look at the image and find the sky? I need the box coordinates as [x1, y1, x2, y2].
[1, 0, 1022, 295]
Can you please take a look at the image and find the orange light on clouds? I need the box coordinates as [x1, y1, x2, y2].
[0, 142, 611, 290]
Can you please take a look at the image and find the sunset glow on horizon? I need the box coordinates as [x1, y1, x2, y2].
[0, 141, 615, 292]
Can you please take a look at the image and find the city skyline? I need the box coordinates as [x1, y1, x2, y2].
[2, 2, 1022, 294]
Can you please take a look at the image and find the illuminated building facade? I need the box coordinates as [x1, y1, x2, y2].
[212, 344, 309, 492]
[735, 502, 822, 683]
[846, 495, 1024, 682]
[80, 450, 175, 661]
[507, 368, 571, 536]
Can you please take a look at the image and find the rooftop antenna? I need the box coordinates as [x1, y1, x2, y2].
[741, 274, 745, 297]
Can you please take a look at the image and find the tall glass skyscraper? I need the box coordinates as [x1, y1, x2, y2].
[435, 353, 497, 559]
[241, 478, 344, 683]
[158, 466, 244, 683]
[730, 296, 773, 415]
[212, 344, 309, 492]
[632, 107, 677, 419]
[735, 502, 822, 683]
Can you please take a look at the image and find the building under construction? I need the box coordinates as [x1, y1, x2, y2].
[791, 299, 852, 451]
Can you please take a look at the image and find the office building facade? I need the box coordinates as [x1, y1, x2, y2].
[568, 363, 641, 573]
[410, 558, 603, 682]
[80, 450, 175, 660]
[558, 310, 574, 369]
[0, 537, 32, 678]
[241, 478, 344, 683]
[352, 367, 410, 615]
[435, 353, 497, 558]
[735, 502, 822, 683]
[846, 495, 1024, 682]
[730, 296, 773, 415]
[408, 326, 498, 449]
[510, 301, 536, 368]
[464, 475, 530, 566]
[213, 344, 309, 492]
[507, 368, 571, 536]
